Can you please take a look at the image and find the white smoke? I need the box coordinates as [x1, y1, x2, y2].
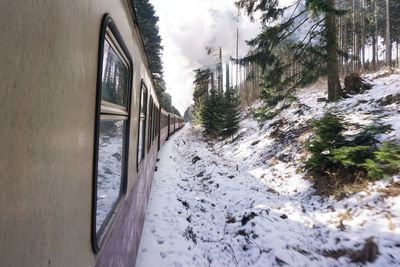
[150, 0, 261, 114]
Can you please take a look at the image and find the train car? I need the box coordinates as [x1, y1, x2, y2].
[168, 114, 174, 136]
[178, 117, 184, 128]
[0, 1, 183, 267]
[158, 109, 170, 150]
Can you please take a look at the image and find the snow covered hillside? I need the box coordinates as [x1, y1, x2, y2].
[136, 70, 400, 267]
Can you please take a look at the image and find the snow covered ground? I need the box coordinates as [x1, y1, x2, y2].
[136, 71, 400, 267]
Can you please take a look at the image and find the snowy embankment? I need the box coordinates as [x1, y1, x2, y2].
[136, 70, 400, 267]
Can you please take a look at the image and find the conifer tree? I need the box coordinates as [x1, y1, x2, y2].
[202, 88, 225, 136]
[132, 0, 165, 100]
[192, 69, 211, 125]
[133, 0, 181, 113]
[223, 87, 241, 136]
[236, 0, 343, 102]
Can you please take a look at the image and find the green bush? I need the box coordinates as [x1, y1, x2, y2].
[253, 107, 281, 122]
[305, 113, 398, 194]
[305, 113, 346, 170]
[254, 88, 295, 123]
[261, 88, 285, 108]
[252, 105, 277, 122]
[331, 145, 372, 166]
[362, 141, 400, 178]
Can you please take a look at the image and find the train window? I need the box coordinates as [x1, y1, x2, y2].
[154, 107, 158, 141]
[92, 16, 132, 252]
[148, 96, 153, 151]
[101, 41, 129, 107]
[152, 106, 155, 140]
[137, 82, 148, 166]
[156, 107, 158, 138]
[151, 104, 156, 142]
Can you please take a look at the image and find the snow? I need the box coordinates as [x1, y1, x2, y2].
[136, 71, 400, 266]
[96, 120, 125, 233]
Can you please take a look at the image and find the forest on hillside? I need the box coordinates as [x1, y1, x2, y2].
[132, 0, 181, 116]
[137, 1, 400, 266]
[189, 0, 400, 195]
[191, 0, 400, 127]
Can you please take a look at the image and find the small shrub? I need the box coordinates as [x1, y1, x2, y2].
[286, 94, 297, 103]
[362, 141, 400, 178]
[252, 106, 281, 122]
[331, 145, 372, 167]
[261, 88, 285, 108]
[265, 111, 280, 120]
[305, 113, 397, 195]
[255, 87, 294, 123]
[252, 105, 269, 122]
[305, 113, 346, 170]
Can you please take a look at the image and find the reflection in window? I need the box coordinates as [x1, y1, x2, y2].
[138, 84, 147, 165]
[96, 120, 126, 232]
[101, 40, 128, 107]
[95, 33, 130, 238]
[153, 106, 157, 142]
[148, 97, 153, 151]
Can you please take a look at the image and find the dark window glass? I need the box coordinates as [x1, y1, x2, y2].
[154, 107, 158, 141]
[148, 97, 153, 151]
[153, 106, 157, 141]
[95, 32, 130, 240]
[138, 84, 147, 165]
[101, 40, 128, 107]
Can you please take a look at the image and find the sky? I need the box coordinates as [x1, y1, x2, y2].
[150, 0, 261, 115]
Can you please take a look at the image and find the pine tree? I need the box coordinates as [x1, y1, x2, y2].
[192, 68, 211, 125]
[385, 0, 391, 66]
[236, 0, 344, 102]
[132, 0, 165, 100]
[202, 88, 225, 136]
[223, 87, 241, 136]
[325, 0, 342, 101]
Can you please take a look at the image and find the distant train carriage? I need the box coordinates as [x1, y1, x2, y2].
[159, 109, 170, 150]
[0, 1, 183, 266]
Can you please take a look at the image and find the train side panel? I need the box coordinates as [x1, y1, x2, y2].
[159, 109, 169, 149]
[0, 0, 155, 266]
[0, 1, 104, 266]
[0, 1, 186, 266]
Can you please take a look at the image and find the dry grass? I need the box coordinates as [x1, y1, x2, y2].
[329, 209, 354, 231]
[309, 168, 370, 199]
[322, 237, 379, 263]
[322, 248, 349, 259]
[379, 180, 400, 198]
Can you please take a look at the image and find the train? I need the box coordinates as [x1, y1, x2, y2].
[0, 0, 184, 266]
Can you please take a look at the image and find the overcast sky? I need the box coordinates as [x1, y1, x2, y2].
[150, 0, 261, 115]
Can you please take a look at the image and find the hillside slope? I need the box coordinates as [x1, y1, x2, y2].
[136, 70, 400, 267]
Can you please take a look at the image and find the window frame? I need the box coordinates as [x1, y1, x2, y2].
[147, 96, 153, 152]
[137, 80, 148, 170]
[91, 14, 133, 253]
[154, 106, 159, 141]
[153, 105, 157, 142]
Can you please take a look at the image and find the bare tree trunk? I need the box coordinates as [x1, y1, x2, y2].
[343, 9, 349, 74]
[374, 0, 379, 70]
[385, 0, 391, 67]
[226, 62, 230, 92]
[361, 0, 366, 70]
[357, 31, 361, 70]
[326, 0, 342, 101]
[341, 0, 345, 72]
[372, 35, 377, 70]
[338, 3, 343, 74]
[352, 0, 356, 71]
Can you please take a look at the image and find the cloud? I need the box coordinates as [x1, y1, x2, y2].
[150, 0, 260, 115]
